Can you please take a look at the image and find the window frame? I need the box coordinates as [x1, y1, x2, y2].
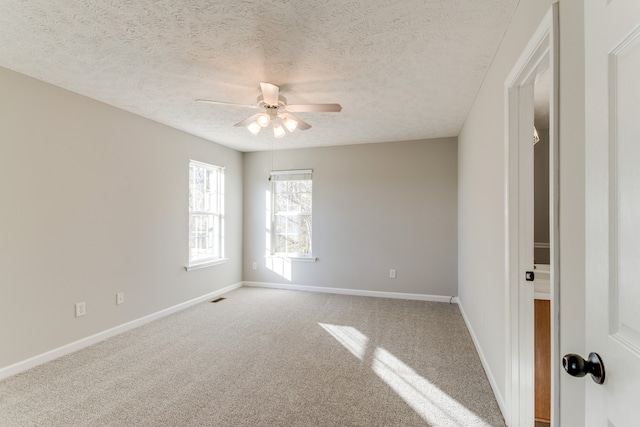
[186, 160, 226, 271]
[270, 169, 314, 260]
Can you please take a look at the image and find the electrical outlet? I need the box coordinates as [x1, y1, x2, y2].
[116, 292, 125, 305]
[75, 302, 86, 317]
[252, 262, 257, 270]
[389, 269, 397, 279]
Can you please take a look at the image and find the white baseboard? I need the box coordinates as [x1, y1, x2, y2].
[457, 299, 507, 421]
[0, 282, 242, 381]
[1, 281, 458, 382]
[243, 281, 459, 303]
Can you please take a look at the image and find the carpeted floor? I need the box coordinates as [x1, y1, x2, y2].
[0, 287, 506, 426]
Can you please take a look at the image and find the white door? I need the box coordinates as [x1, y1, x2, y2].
[583, 0, 640, 425]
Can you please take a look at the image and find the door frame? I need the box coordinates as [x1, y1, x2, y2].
[504, 5, 559, 426]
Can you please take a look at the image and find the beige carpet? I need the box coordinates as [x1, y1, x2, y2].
[0, 287, 506, 426]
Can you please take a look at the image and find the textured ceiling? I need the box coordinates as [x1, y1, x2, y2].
[0, 0, 519, 152]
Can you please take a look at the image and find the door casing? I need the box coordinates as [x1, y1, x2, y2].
[504, 5, 559, 426]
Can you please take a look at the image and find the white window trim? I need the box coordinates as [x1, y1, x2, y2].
[270, 169, 314, 258]
[185, 257, 229, 271]
[267, 255, 317, 263]
[186, 160, 225, 271]
[270, 169, 313, 177]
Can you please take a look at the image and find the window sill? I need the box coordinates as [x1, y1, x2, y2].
[185, 258, 228, 271]
[268, 255, 317, 263]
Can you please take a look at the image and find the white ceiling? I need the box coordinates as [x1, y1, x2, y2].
[0, 0, 519, 152]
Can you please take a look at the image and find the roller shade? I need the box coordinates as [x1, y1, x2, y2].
[270, 169, 312, 181]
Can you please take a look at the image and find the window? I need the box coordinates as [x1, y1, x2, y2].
[271, 169, 313, 258]
[188, 160, 225, 269]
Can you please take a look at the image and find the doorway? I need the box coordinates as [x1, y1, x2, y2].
[505, 5, 559, 427]
[533, 67, 551, 426]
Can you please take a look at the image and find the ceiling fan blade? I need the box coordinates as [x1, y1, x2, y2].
[234, 113, 261, 127]
[260, 82, 280, 106]
[281, 113, 312, 130]
[196, 99, 258, 108]
[286, 103, 342, 113]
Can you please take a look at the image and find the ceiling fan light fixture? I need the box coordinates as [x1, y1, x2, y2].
[283, 116, 298, 132]
[197, 82, 340, 138]
[257, 113, 270, 127]
[273, 122, 286, 138]
[247, 121, 261, 135]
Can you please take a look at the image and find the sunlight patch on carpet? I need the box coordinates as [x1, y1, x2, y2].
[372, 347, 491, 427]
[318, 323, 369, 360]
[319, 323, 491, 426]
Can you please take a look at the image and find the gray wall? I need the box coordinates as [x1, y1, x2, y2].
[458, 0, 588, 422]
[457, 0, 553, 410]
[243, 138, 458, 297]
[0, 66, 243, 370]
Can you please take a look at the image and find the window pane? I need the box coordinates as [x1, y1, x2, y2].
[287, 237, 302, 255]
[292, 214, 303, 230]
[192, 189, 202, 211]
[271, 174, 312, 256]
[208, 169, 216, 193]
[275, 181, 287, 194]
[275, 215, 287, 233]
[275, 193, 288, 212]
[189, 214, 214, 261]
[212, 214, 220, 258]
[288, 198, 301, 213]
[299, 232, 311, 255]
[207, 189, 216, 213]
[276, 234, 288, 254]
[189, 161, 224, 264]
[288, 181, 299, 194]
[300, 193, 312, 212]
[301, 215, 312, 234]
[195, 167, 205, 187]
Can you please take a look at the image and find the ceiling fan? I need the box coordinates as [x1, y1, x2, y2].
[196, 82, 342, 138]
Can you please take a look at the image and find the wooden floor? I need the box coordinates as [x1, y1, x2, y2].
[534, 299, 551, 423]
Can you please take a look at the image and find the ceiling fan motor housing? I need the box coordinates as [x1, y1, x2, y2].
[197, 82, 341, 134]
[257, 94, 288, 110]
